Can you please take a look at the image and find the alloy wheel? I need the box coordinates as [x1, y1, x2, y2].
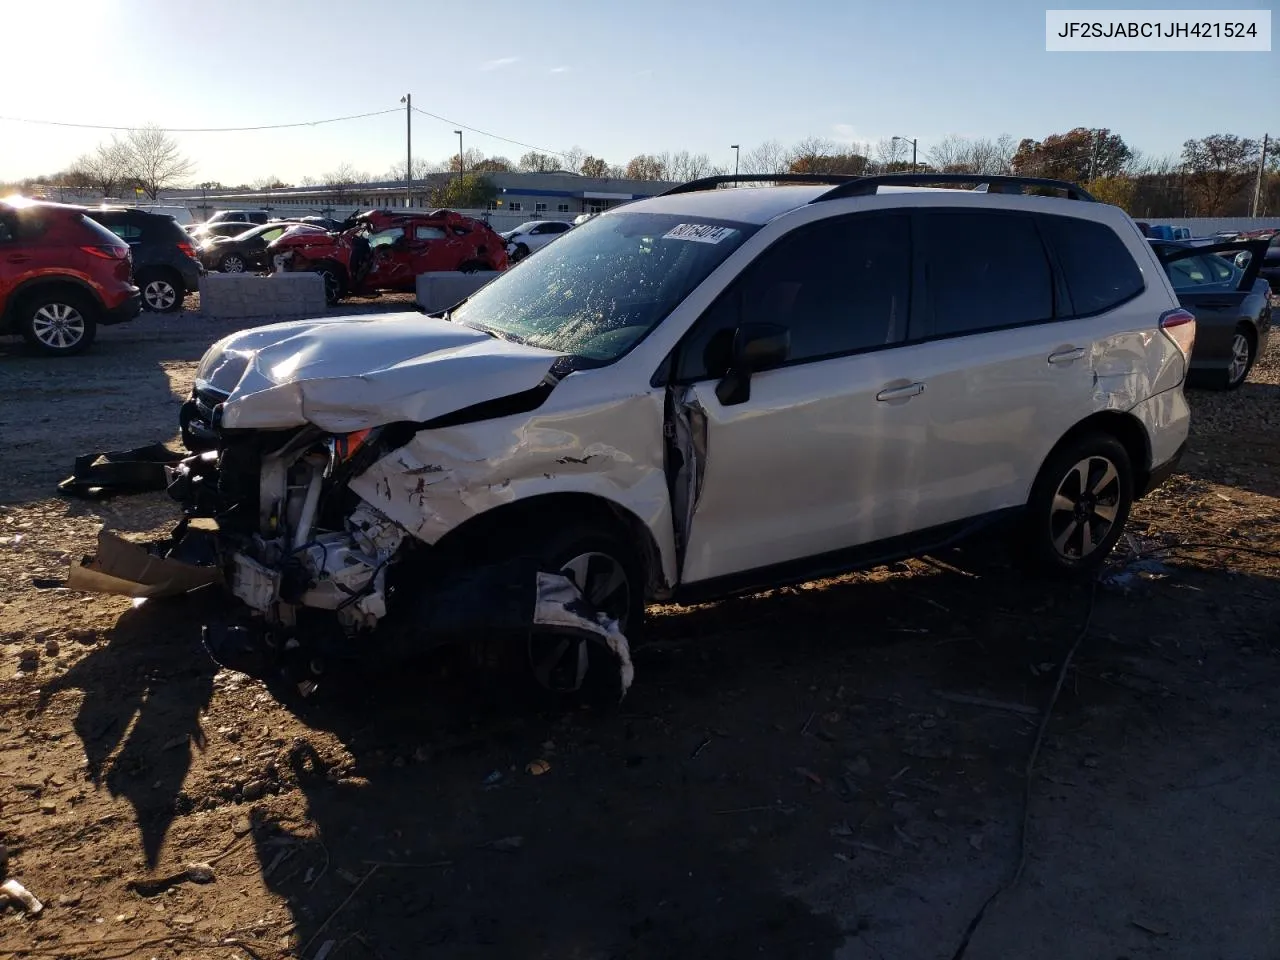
[143, 278, 178, 311]
[528, 551, 632, 693]
[1227, 332, 1251, 386]
[30, 303, 86, 351]
[222, 255, 245, 273]
[1048, 456, 1122, 560]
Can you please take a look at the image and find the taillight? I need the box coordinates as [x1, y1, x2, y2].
[81, 244, 129, 260]
[1159, 307, 1196, 362]
[177, 241, 197, 259]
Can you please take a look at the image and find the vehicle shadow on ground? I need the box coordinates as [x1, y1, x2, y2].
[235, 540, 1097, 959]
[1184, 382, 1280, 498]
[35, 589, 220, 868]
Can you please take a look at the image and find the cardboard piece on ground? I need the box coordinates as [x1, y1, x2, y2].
[67, 530, 220, 599]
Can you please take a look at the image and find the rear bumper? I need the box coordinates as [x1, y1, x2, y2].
[102, 290, 142, 326]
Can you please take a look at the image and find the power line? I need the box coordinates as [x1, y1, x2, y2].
[410, 105, 566, 159]
[0, 108, 401, 133]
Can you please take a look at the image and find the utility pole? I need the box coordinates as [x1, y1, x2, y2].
[401, 94, 412, 208]
[455, 130, 464, 183]
[731, 144, 740, 185]
[892, 136, 918, 173]
[1252, 132, 1269, 217]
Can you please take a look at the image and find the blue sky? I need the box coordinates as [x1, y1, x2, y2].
[0, 0, 1273, 184]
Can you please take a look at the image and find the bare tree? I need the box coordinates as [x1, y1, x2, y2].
[122, 124, 195, 200]
[742, 140, 789, 176]
[561, 145, 586, 173]
[660, 151, 713, 181]
[871, 137, 910, 171]
[323, 163, 370, 204]
[74, 137, 132, 198]
[385, 158, 437, 181]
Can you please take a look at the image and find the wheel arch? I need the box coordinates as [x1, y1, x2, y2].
[1032, 411, 1152, 498]
[8, 276, 104, 321]
[429, 491, 668, 599]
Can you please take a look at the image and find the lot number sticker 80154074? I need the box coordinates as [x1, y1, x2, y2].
[663, 223, 739, 244]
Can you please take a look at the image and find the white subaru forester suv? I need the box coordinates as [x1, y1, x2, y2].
[172, 174, 1193, 696]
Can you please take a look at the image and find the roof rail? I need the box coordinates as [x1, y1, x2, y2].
[658, 173, 861, 196]
[812, 174, 1097, 203]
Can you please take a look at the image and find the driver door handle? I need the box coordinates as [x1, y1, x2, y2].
[1048, 347, 1086, 365]
[876, 382, 925, 401]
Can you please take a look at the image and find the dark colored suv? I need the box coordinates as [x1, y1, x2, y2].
[0, 198, 141, 355]
[85, 208, 203, 312]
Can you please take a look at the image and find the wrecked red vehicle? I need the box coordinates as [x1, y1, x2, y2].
[266, 209, 509, 304]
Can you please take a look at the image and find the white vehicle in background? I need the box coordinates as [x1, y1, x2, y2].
[171, 173, 1194, 699]
[500, 220, 573, 261]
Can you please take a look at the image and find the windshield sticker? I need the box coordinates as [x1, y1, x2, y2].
[663, 223, 738, 244]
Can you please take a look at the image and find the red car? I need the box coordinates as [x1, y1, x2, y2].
[266, 209, 509, 304]
[0, 197, 141, 355]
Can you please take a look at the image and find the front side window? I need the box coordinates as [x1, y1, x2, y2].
[450, 213, 757, 363]
[675, 213, 911, 380]
[366, 227, 405, 247]
[920, 211, 1053, 336]
[415, 226, 448, 240]
[1042, 215, 1144, 315]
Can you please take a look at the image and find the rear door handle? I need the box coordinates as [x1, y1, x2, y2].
[876, 382, 926, 401]
[1048, 347, 1086, 365]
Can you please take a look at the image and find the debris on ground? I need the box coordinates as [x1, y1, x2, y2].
[1, 878, 45, 915]
[66, 528, 220, 599]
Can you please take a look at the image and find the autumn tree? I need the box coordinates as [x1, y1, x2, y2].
[624, 154, 668, 180]
[1011, 128, 1131, 183]
[122, 124, 195, 200]
[1084, 175, 1136, 211]
[430, 173, 498, 209]
[518, 151, 558, 173]
[1181, 134, 1262, 215]
[72, 137, 132, 198]
[580, 155, 608, 177]
[471, 156, 513, 173]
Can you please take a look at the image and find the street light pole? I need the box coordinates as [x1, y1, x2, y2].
[454, 130, 464, 183]
[401, 94, 412, 207]
[731, 144, 740, 185]
[892, 136, 918, 173]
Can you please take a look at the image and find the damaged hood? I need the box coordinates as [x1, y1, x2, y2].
[197, 311, 561, 433]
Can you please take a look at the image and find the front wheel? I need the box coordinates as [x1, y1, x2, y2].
[511, 243, 530, 262]
[313, 264, 344, 305]
[20, 291, 98, 356]
[1024, 432, 1133, 577]
[219, 254, 246, 274]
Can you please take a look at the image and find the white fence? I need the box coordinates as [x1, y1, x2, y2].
[1154, 217, 1280, 235]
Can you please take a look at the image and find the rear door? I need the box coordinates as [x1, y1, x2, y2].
[901, 209, 1142, 527]
[407, 223, 458, 274]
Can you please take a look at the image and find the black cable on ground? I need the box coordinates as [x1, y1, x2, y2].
[949, 579, 1098, 960]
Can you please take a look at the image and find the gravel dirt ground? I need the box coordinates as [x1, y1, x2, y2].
[1, 304, 1278, 960]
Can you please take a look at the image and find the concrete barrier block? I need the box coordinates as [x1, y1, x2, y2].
[199, 272, 327, 319]
[415, 271, 502, 313]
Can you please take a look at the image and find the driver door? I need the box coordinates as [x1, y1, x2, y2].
[669, 213, 921, 586]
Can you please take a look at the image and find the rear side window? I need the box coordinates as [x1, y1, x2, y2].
[1042, 215, 1144, 316]
[78, 215, 129, 246]
[415, 226, 448, 240]
[920, 211, 1053, 337]
[102, 221, 143, 241]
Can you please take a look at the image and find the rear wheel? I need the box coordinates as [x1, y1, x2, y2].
[138, 269, 184, 313]
[20, 290, 98, 356]
[1224, 325, 1255, 390]
[1024, 432, 1133, 576]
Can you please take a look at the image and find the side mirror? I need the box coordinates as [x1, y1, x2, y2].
[715, 322, 790, 406]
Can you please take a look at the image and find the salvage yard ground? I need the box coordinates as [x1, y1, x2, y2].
[1, 309, 1279, 959]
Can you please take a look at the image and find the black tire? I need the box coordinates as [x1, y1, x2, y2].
[137, 269, 185, 313]
[19, 289, 98, 356]
[1222, 325, 1255, 391]
[458, 260, 485, 274]
[523, 523, 645, 702]
[219, 253, 246, 274]
[313, 264, 345, 305]
[512, 243, 530, 262]
[1023, 432, 1133, 577]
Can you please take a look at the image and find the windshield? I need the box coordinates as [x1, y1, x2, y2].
[450, 212, 757, 362]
